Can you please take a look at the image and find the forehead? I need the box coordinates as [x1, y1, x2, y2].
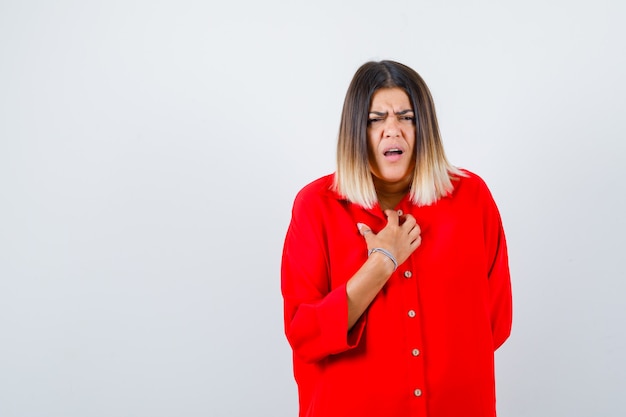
[369, 87, 412, 110]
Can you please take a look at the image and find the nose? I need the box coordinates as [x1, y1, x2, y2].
[384, 118, 401, 138]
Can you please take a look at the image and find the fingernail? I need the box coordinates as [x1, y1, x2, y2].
[357, 223, 364, 231]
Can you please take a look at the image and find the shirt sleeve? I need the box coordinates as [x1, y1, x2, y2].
[481, 181, 513, 351]
[281, 189, 366, 363]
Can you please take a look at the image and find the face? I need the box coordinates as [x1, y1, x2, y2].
[367, 87, 416, 186]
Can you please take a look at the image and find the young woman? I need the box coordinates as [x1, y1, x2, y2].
[281, 60, 512, 417]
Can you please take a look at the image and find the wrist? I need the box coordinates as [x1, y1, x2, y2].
[368, 247, 398, 272]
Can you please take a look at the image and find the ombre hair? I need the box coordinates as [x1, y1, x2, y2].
[333, 60, 465, 208]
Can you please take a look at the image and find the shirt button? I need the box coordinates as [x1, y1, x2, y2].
[408, 310, 416, 318]
[412, 348, 420, 357]
[414, 388, 422, 397]
[397, 209, 403, 216]
[404, 271, 412, 279]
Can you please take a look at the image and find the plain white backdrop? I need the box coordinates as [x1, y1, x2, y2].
[1, 0, 625, 416]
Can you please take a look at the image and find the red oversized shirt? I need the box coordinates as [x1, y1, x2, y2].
[281, 171, 512, 417]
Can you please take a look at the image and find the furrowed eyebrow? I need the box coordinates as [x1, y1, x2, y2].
[368, 109, 414, 116]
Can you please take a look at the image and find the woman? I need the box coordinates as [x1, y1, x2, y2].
[281, 60, 512, 417]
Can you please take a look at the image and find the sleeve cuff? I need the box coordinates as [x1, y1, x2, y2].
[317, 282, 366, 354]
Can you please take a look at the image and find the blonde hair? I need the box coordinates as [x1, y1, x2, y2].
[334, 60, 465, 208]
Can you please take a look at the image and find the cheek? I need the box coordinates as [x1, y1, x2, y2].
[405, 129, 417, 149]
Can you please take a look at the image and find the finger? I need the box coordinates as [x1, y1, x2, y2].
[411, 221, 421, 236]
[357, 222, 374, 237]
[402, 214, 417, 230]
[383, 209, 399, 225]
[408, 223, 421, 239]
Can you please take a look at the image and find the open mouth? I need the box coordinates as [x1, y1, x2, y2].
[384, 148, 403, 156]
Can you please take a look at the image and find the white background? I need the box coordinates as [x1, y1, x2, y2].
[1, 0, 625, 416]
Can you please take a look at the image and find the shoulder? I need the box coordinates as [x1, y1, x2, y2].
[288, 174, 340, 233]
[454, 168, 492, 196]
[447, 168, 501, 211]
[293, 174, 339, 206]
[452, 169, 503, 222]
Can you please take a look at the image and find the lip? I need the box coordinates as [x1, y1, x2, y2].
[382, 145, 405, 162]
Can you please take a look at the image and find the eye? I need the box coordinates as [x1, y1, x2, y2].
[367, 118, 383, 125]
[400, 116, 416, 123]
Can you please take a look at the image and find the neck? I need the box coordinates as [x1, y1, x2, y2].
[373, 176, 412, 211]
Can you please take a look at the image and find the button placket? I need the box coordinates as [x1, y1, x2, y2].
[400, 255, 426, 413]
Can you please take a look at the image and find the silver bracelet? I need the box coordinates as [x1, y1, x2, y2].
[367, 247, 398, 271]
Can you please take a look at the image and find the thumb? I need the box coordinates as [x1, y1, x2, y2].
[357, 222, 374, 238]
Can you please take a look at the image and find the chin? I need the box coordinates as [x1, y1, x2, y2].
[370, 162, 413, 183]
[376, 171, 412, 184]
